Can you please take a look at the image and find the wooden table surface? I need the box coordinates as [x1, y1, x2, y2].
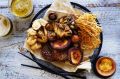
[0, 0, 120, 79]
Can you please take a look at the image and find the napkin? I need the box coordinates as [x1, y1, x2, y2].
[43, 0, 76, 20]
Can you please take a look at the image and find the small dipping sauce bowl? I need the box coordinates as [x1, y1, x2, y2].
[94, 56, 116, 78]
[0, 14, 13, 37]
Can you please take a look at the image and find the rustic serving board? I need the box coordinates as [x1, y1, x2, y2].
[0, 0, 120, 79]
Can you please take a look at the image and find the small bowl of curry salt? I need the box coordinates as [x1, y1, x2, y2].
[0, 14, 13, 37]
[95, 56, 116, 78]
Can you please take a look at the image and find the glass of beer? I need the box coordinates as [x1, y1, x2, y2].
[9, 0, 33, 18]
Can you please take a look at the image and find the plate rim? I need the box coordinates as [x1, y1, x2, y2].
[29, 2, 103, 72]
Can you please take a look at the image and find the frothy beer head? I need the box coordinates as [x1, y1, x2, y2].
[10, 0, 33, 18]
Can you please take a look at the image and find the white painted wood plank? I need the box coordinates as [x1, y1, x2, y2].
[0, 7, 120, 79]
[0, 0, 120, 7]
[0, 0, 120, 79]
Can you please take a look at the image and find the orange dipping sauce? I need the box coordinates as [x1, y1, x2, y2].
[96, 57, 116, 77]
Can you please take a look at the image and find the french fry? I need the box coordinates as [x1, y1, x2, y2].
[27, 36, 37, 45]
[27, 28, 37, 36]
[30, 43, 41, 50]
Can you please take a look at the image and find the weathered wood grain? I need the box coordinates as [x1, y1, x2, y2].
[0, 0, 120, 79]
[0, 0, 120, 8]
